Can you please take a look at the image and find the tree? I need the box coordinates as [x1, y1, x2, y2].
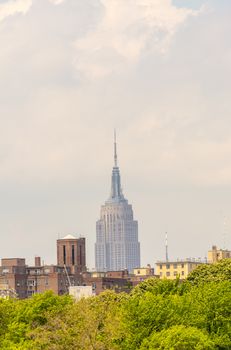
[120, 279, 183, 350]
[187, 259, 231, 286]
[0, 291, 72, 349]
[140, 325, 215, 350]
[30, 290, 127, 350]
[131, 277, 181, 297]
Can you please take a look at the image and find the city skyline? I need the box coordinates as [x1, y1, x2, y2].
[0, 0, 231, 269]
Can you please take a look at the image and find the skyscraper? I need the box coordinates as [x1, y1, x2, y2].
[95, 133, 140, 272]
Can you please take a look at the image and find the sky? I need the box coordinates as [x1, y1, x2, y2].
[0, 0, 231, 269]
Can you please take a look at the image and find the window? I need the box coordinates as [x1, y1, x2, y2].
[27, 280, 36, 287]
[166, 264, 170, 269]
[72, 245, 75, 265]
[181, 263, 184, 268]
[174, 271, 178, 276]
[27, 290, 35, 297]
[160, 272, 162, 277]
[159, 265, 162, 269]
[80, 244, 82, 265]
[166, 272, 170, 277]
[63, 245, 66, 265]
[173, 264, 177, 269]
[181, 271, 184, 276]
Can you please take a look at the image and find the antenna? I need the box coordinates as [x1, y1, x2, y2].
[165, 232, 169, 262]
[114, 129, 117, 167]
[223, 215, 227, 250]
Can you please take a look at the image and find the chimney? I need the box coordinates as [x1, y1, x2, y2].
[35, 256, 41, 267]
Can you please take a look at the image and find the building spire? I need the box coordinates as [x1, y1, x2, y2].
[165, 232, 169, 262]
[107, 130, 125, 203]
[114, 129, 117, 167]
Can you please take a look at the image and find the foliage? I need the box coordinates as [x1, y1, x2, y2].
[140, 325, 215, 350]
[130, 276, 181, 297]
[0, 291, 73, 349]
[187, 259, 231, 285]
[119, 277, 231, 349]
[0, 261, 231, 349]
[28, 290, 127, 350]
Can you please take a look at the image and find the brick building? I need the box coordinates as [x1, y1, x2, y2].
[0, 234, 86, 298]
[82, 267, 156, 295]
[0, 258, 27, 299]
[82, 270, 131, 294]
[57, 234, 86, 273]
[0, 234, 155, 298]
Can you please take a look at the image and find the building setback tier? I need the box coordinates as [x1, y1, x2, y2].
[95, 133, 140, 272]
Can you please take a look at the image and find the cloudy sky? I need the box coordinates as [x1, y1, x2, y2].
[0, 0, 231, 268]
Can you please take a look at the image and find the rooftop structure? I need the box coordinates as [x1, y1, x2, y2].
[60, 234, 77, 240]
[57, 235, 86, 274]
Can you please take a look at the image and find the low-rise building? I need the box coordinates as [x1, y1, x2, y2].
[0, 257, 84, 298]
[208, 245, 231, 263]
[133, 264, 154, 277]
[0, 234, 86, 298]
[156, 259, 207, 280]
[82, 266, 157, 294]
[82, 271, 131, 295]
[26, 262, 81, 297]
[0, 258, 27, 299]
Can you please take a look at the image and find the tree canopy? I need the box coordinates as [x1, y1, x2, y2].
[0, 260, 231, 349]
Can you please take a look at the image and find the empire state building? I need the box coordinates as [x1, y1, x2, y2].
[95, 134, 140, 272]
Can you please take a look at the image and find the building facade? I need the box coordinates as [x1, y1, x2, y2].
[0, 259, 27, 299]
[155, 259, 207, 280]
[133, 265, 154, 277]
[208, 245, 231, 263]
[0, 234, 86, 298]
[95, 134, 140, 272]
[82, 268, 156, 295]
[69, 285, 94, 300]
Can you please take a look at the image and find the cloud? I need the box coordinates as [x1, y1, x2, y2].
[0, 0, 230, 266]
[74, 0, 200, 78]
[0, 0, 32, 22]
[48, 0, 65, 4]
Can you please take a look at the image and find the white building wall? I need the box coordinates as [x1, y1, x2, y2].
[69, 286, 94, 300]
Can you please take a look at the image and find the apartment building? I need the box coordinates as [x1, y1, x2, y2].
[208, 245, 231, 263]
[0, 234, 86, 298]
[155, 259, 206, 280]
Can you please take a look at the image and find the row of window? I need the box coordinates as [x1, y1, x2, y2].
[160, 271, 185, 277]
[14, 279, 70, 288]
[103, 214, 133, 221]
[159, 263, 185, 269]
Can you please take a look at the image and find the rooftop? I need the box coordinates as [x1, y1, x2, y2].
[156, 258, 208, 264]
[60, 234, 77, 240]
